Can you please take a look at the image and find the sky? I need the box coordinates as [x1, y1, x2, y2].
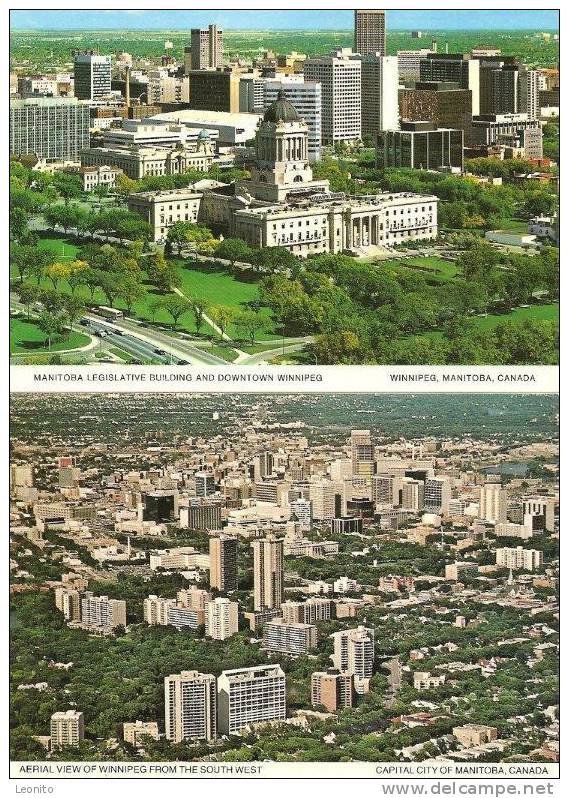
[10, 9, 560, 31]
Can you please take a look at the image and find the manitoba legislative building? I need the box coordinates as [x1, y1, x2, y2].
[129, 91, 438, 256]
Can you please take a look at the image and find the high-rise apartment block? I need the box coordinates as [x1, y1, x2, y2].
[496, 547, 544, 571]
[50, 710, 84, 749]
[424, 476, 452, 514]
[164, 671, 217, 743]
[311, 669, 354, 711]
[263, 618, 317, 655]
[217, 665, 286, 735]
[80, 593, 127, 631]
[354, 10, 386, 57]
[180, 501, 222, 532]
[330, 626, 375, 679]
[209, 535, 238, 592]
[205, 597, 239, 640]
[252, 536, 284, 611]
[73, 51, 112, 100]
[143, 594, 175, 625]
[304, 50, 362, 144]
[281, 597, 333, 624]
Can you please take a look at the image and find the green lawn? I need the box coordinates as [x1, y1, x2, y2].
[500, 217, 530, 232]
[10, 317, 90, 354]
[37, 235, 80, 262]
[383, 255, 459, 283]
[471, 302, 559, 331]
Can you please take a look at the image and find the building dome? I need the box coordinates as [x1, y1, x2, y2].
[197, 129, 210, 140]
[263, 89, 300, 123]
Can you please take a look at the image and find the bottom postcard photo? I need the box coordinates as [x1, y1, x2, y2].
[9, 392, 559, 777]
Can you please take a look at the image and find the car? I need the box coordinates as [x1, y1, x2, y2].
[177, 359, 190, 365]
[79, 319, 90, 327]
[154, 348, 167, 355]
[113, 329, 125, 336]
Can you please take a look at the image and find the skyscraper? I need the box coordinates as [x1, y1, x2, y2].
[480, 483, 508, 524]
[251, 535, 284, 611]
[354, 10, 386, 57]
[164, 671, 217, 743]
[217, 665, 286, 735]
[330, 626, 375, 681]
[351, 430, 375, 477]
[73, 51, 112, 100]
[424, 477, 452, 514]
[209, 535, 238, 592]
[304, 50, 362, 144]
[186, 25, 223, 72]
[358, 54, 399, 138]
[80, 593, 126, 631]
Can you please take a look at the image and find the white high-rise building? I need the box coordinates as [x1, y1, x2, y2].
[217, 665, 286, 735]
[480, 483, 508, 524]
[143, 594, 175, 625]
[330, 626, 375, 679]
[205, 597, 239, 640]
[304, 49, 362, 144]
[357, 54, 399, 138]
[309, 481, 340, 521]
[50, 710, 84, 749]
[164, 671, 217, 743]
[80, 593, 126, 631]
[519, 67, 541, 121]
[262, 79, 322, 161]
[496, 547, 543, 571]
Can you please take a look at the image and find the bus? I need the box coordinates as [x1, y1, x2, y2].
[95, 306, 124, 321]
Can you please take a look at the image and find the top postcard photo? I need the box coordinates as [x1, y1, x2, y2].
[9, 8, 559, 366]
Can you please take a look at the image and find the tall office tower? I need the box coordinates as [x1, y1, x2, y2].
[252, 536, 284, 610]
[351, 430, 375, 477]
[217, 665, 286, 735]
[400, 478, 424, 511]
[209, 535, 238, 592]
[80, 593, 127, 631]
[480, 483, 508, 524]
[378, 123, 464, 171]
[180, 501, 222, 532]
[424, 477, 452, 514]
[73, 51, 112, 100]
[330, 626, 375, 679]
[523, 498, 556, 533]
[419, 53, 480, 115]
[519, 67, 541, 120]
[256, 451, 274, 479]
[354, 10, 386, 57]
[311, 669, 354, 711]
[195, 471, 215, 497]
[143, 594, 175, 625]
[309, 481, 341, 521]
[475, 55, 520, 115]
[262, 79, 322, 162]
[399, 83, 473, 144]
[10, 464, 34, 489]
[50, 710, 84, 749]
[304, 50, 362, 144]
[9, 98, 90, 161]
[188, 25, 223, 71]
[290, 497, 312, 530]
[187, 67, 241, 113]
[164, 671, 217, 743]
[358, 54, 399, 138]
[205, 597, 239, 640]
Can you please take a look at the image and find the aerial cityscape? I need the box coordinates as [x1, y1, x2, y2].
[9, 9, 559, 365]
[10, 393, 559, 764]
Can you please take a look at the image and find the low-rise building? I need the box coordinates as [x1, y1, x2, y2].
[123, 720, 159, 747]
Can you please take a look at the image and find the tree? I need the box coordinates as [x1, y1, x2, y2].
[215, 238, 253, 268]
[167, 222, 214, 254]
[36, 311, 64, 350]
[10, 207, 28, 243]
[190, 297, 209, 335]
[114, 173, 138, 197]
[62, 295, 86, 337]
[39, 289, 64, 314]
[51, 172, 83, 205]
[160, 296, 190, 329]
[67, 260, 89, 294]
[17, 283, 40, 320]
[44, 261, 71, 290]
[209, 305, 234, 340]
[117, 275, 146, 316]
[234, 309, 268, 345]
[98, 272, 120, 307]
[147, 254, 181, 293]
[10, 243, 34, 284]
[43, 204, 85, 235]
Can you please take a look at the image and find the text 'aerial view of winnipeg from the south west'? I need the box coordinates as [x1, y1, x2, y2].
[10, 393, 558, 766]
[9, 9, 559, 366]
